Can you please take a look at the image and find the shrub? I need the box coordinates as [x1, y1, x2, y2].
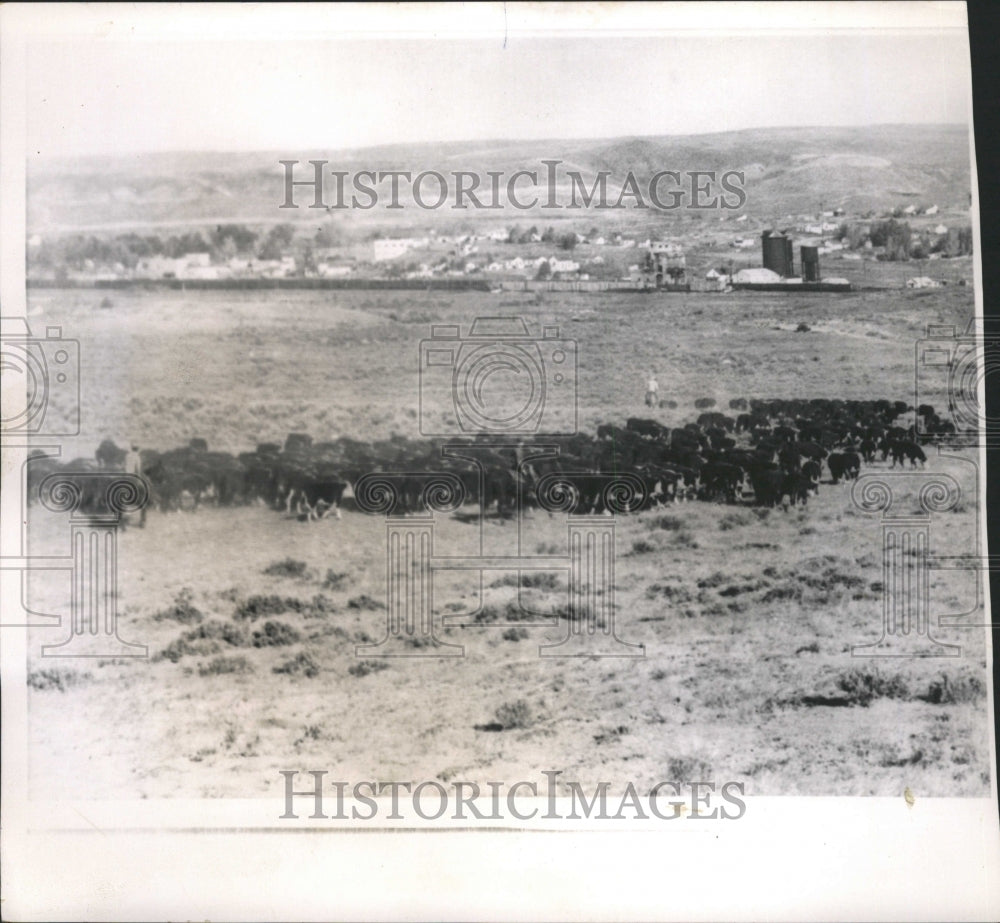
[303, 595, 336, 618]
[27, 668, 92, 692]
[630, 538, 660, 555]
[263, 558, 310, 579]
[322, 570, 351, 590]
[235, 595, 299, 621]
[760, 584, 803, 604]
[502, 627, 529, 642]
[666, 756, 712, 779]
[494, 699, 534, 730]
[650, 514, 685, 532]
[697, 572, 728, 589]
[836, 667, 910, 707]
[251, 620, 301, 647]
[535, 542, 562, 555]
[347, 594, 385, 610]
[593, 725, 630, 745]
[349, 659, 390, 677]
[274, 652, 321, 678]
[199, 655, 254, 676]
[474, 600, 538, 624]
[646, 582, 694, 603]
[922, 673, 986, 704]
[158, 620, 248, 662]
[490, 572, 560, 590]
[718, 511, 753, 531]
[153, 587, 203, 624]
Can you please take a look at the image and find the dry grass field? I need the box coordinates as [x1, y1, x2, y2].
[22, 282, 991, 799]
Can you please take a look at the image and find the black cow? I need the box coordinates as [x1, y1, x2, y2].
[890, 440, 927, 469]
[827, 451, 861, 484]
[626, 417, 669, 441]
[95, 438, 127, 470]
[749, 462, 784, 507]
[782, 472, 816, 506]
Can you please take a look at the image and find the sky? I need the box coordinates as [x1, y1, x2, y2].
[20, 5, 972, 158]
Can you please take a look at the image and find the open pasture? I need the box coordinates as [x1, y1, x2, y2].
[23, 283, 990, 798]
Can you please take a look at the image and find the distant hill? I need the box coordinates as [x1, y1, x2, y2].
[27, 124, 971, 232]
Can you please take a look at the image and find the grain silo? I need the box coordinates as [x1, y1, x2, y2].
[800, 245, 821, 282]
[761, 230, 793, 277]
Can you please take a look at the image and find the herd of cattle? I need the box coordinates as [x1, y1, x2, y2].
[26, 397, 954, 523]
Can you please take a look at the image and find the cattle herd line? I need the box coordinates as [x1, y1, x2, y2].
[26, 397, 962, 524]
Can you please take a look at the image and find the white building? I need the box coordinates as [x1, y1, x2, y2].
[373, 239, 411, 261]
[372, 237, 427, 262]
[318, 263, 353, 278]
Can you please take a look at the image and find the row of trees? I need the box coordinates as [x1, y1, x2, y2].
[835, 219, 973, 262]
[29, 223, 308, 271]
[506, 226, 597, 250]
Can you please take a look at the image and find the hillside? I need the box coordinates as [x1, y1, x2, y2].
[27, 124, 971, 232]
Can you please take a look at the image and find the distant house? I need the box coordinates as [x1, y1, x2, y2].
[934, 224, 948, 235]
[903, 205, 918, 216]
[318, 263, 353, 278]
[924, 205, 939, 216]
[373, 238, 417, 261]
[906, 276, 941, 289]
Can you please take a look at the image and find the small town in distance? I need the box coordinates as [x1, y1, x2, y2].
[27, 198, 972, 295]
